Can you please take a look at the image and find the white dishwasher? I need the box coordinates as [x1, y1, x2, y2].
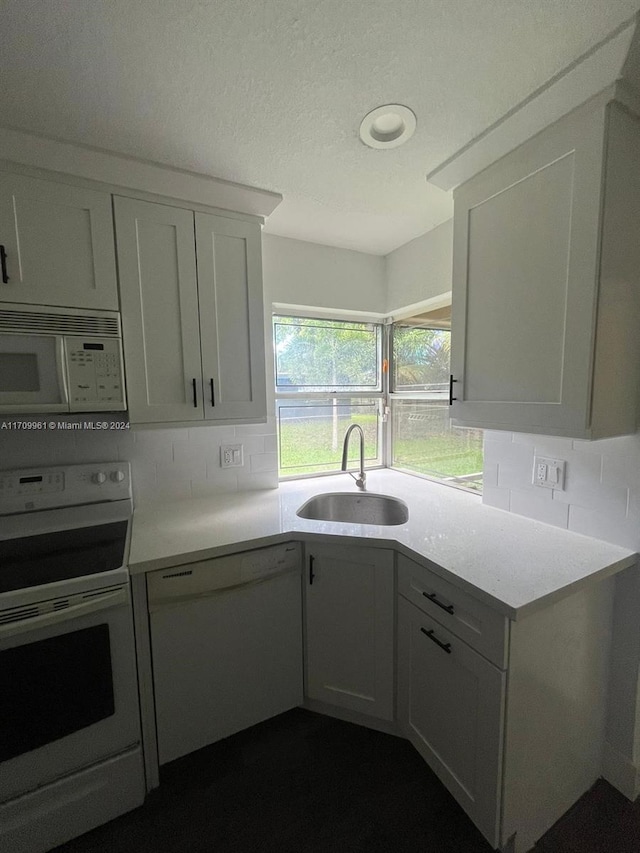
[147, 542, 303, 765]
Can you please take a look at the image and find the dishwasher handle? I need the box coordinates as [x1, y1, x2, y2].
[146, 545, 301, 609]
[147, 566, 299, 612]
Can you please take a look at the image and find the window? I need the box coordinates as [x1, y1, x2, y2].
[272, 309, 482, 493]
[274, 315, 383, 478]
[390, 317, 483, 492]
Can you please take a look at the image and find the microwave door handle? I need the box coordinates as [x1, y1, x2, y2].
[56, 336, 70, 407]
[0, 587, 128, 643]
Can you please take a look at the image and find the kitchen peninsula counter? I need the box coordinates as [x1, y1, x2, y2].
[128, 469, 636, 620]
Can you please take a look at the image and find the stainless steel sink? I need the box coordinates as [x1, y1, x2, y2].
[296, 492, 409, 526]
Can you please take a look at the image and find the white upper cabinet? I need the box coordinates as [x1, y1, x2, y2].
[114, 197, 267, 425]
[196, 213, 266, 422]
[114, 197, 203, 423]
[0, 172, 118, 310]
[450, 99, 640, 439]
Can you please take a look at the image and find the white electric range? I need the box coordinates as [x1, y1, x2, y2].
[0, 462, 145, 853]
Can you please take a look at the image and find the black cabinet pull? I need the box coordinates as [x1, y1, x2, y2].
[210, 378, 215, 407]
[0, 245, 8, 283]
[309, 555, 315, 585]
[421, 626, 452, 654]
[192, 378, 198, 408]
[448, 374, 457, 406]
[423, 591, 454, 615]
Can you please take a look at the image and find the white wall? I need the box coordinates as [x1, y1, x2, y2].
[385, 219, 452, 314]
[262, 233, 386, 315]
[261, 232, 387, 401]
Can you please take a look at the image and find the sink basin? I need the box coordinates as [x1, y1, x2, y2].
[296, 492, 409, 526]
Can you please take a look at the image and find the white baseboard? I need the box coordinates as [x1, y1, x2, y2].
[602, 741, 640, 800]
[302, 699, 400, 737]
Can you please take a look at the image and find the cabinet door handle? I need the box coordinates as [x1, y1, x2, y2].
[421, 626, 452, 654]
[422, 591, 454, 615]
[309, 555, 315, 585]
[210, 378, 215, 407]
[192, 378, 198, 408]
[449, 374, 457, 406]
[0, 245, 9, 283]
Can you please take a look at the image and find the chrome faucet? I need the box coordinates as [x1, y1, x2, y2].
[341, 424, 366, 490]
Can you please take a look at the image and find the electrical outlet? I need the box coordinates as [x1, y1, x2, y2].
[532, 456, 565, 490]
[220, 444, 244, 468]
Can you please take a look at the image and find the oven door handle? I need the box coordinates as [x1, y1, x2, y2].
[0, 586, 128, 642]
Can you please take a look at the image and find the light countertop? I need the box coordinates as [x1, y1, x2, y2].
[128, 469, 637, 619]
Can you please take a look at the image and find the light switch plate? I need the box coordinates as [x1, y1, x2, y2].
[221, 444, 244, 468]
[532, 456, 566, 490]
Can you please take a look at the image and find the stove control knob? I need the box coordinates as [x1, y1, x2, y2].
[110, 470, 126, 483]
[92, 472, 107, 484]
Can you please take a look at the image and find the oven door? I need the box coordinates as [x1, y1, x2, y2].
[0, 583, 141, 803]
[0, 333, 69, 413]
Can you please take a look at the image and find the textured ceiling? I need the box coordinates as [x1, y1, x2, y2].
[2, 1, 639, 255]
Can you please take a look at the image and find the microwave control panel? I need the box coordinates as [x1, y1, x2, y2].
[65, 338, 126, 411]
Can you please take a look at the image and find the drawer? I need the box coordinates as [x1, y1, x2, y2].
[397, 554, 508, 668]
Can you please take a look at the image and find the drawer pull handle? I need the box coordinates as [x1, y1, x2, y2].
[423, 591, 454, 615]
[192, 378, 198, 408]
[421, 626, 452, 654]
[309, 554, 315, 585]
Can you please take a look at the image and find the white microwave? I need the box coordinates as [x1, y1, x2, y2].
[0, 303, 126, 414]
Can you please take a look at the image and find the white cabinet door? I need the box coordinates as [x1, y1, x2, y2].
[305, 544, 394, 721]
[397, 596, 505, 848]
[0, 172, 118, 310]
[450, 99, 607, 437]
[195, 213, 266, 421]
[114, 197, 204, 423]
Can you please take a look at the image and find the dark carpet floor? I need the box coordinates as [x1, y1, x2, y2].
[52, 709, 640, 853]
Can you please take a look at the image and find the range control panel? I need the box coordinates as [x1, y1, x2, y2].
[0, 462, 132, 514]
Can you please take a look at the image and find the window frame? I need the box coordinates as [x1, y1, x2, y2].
[388, 319, 483, 495]
[272, 304, 482, 493]
[273, 311, 388, 481]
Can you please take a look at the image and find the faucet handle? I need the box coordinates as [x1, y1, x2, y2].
[347, 471, 366, 490]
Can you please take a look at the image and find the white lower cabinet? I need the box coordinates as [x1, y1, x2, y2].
[304, 543, 394, 721]
[140, 538, 615, 853]
[397, 554, 615, 853]
[397, 595, 505, 847]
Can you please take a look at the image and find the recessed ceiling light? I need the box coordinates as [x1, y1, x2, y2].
[359, 104, 416, 149]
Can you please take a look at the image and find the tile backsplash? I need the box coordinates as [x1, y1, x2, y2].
[5, 418, 638, 550]
[0, 420, 278, 505]
[483, 430, 640, 550]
